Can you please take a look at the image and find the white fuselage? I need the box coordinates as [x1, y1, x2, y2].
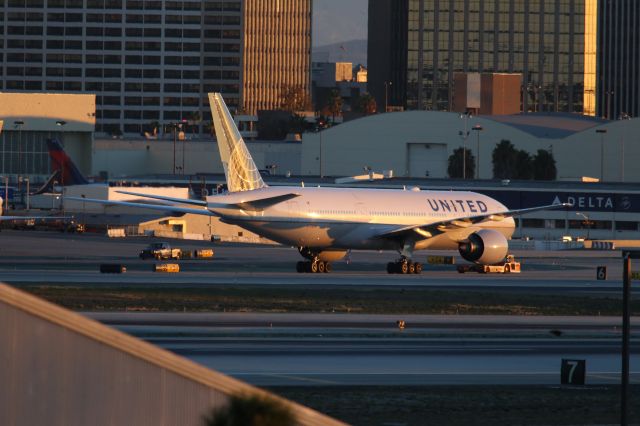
[206, 186, 515, 251]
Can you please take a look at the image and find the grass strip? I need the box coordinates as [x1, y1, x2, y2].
[19, 285, 640, 315]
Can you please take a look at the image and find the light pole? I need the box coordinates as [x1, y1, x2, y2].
[605, 90, 614, 119]
[1, 176, 8, 213]
[576, 212, 592, 240]
[169, 123, 177, 175]
[56, 120, 67, 185]
[13, 120, 24, 190]
[596, 128, 607, 181]
[317, 118, 326, 178]
[52, 180, 58, 210]
[25, 177, 29, 210]
[384, 81, 392, 112]
[472, 124, 483, 179]
[458, 113, 472, 179]
[181, 119, 186, 175]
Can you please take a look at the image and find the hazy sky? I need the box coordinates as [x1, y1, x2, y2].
[313, 0, 368, 47]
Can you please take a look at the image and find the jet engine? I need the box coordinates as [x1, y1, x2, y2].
[458, 229, 509, 265]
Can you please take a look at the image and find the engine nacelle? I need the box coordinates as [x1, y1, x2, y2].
[458, 229, 509, 265]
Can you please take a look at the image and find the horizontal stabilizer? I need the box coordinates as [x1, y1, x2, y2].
[65, 196, 217, 216]
[115, 190, 208, 207]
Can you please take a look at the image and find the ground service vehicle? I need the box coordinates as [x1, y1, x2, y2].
[139, 242, 182, 260]
[457, 254, 521, 274]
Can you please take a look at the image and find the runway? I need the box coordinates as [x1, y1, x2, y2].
[0, 231, 632, 297]
[86, 312, 640, 386]
[3, 230, 638, 388]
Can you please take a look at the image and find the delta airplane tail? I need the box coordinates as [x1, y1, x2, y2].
[32, 138, 89, 194]
[208, 92, 266, 193]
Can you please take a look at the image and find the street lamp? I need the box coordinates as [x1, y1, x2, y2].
[25, 177, 29, 210]
[596, 128, 607, 181]
[56, 120, 67, 185]
[1, 176, 8, 213]
[167, 122, 182, 175]
[181, 119, 187, 175]
[13, 120, 24, 190]
[459, 113, 472, 179]
[472, 124, 483, 179]
[576, 212, 592, 240]
[384, 81, 393, 112]
[317, 118, 326, 178]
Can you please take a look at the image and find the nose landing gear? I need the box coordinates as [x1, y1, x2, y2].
[387, 257, 422, 274]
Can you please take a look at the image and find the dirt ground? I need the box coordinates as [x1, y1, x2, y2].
[270, 385, 640, 426]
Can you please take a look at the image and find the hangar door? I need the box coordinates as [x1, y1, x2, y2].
[407, 143, 447, 178]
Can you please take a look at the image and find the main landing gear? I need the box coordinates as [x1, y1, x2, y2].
[296, 259, 332, 273]
[387, 257, 422, 274]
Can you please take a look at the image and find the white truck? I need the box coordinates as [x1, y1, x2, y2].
[457, 255, 521, 274]
[139, 242, 183, 260]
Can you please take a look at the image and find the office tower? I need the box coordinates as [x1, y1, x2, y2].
[0, 0, 311, 136]
[369, 0, 597, 115]
[242, 0, 312, 115]
[597, 0, 640, 119]
[367, 0, 408, 112]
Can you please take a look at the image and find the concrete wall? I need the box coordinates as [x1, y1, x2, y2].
[92, 139, 301, 178]
[0, 92, 95, 132]
[0, 284, 344, 426]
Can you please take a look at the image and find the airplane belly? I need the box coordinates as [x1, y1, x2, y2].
[232, 220, 346, 248]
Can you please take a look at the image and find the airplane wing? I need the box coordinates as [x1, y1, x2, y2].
[375, 202, 572, 240]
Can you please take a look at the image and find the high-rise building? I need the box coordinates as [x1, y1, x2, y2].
[242, 0, 311, 115]
[367, 0, 408, 112]
[369, 0, 598, 115]
[0, 0, 311, 136]
[597, 0, 639, 119]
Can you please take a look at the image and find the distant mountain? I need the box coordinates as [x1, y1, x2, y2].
[312, 39, 367, 67]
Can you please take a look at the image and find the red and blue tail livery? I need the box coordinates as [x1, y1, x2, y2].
[46, 138, 89, 186]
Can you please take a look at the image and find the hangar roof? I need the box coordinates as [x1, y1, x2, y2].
[486, 113, 609, 139]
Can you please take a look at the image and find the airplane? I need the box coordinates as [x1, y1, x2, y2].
[31, 138, 91, 195]
[68, 93, 569, 274]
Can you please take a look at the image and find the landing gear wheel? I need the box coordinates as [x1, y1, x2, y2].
[317, 261, 326, 273]
[304, 261, 312, 273]
[504, 264, 511, 274]
[324, 262, 332, 273]
[296, 261, 305, 273]
[310, 261, 319, 273]
[399, 262, 409, 274]
[414, 262, 423, 274]
[408, 262, 416, 274]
